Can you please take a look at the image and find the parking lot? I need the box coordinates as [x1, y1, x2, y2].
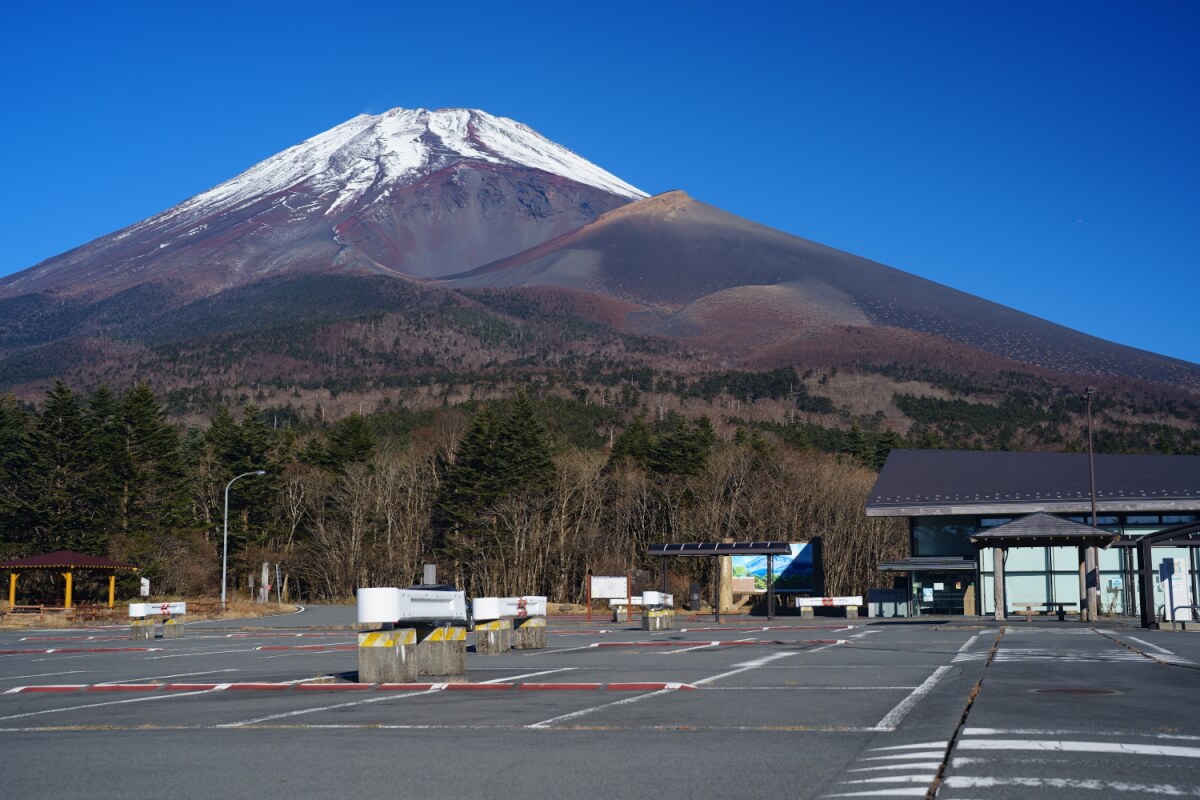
[2, 608, 1199, 799]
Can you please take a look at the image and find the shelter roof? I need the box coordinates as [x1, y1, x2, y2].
[968, 513, 1120, 549]
[0, 550, 138, 571]
[878, 556, 977, 572]
[867, 449, 1200, 517]
[648, 542, 792, 557]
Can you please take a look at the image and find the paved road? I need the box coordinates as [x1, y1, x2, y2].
[1, 614, 1197, 799]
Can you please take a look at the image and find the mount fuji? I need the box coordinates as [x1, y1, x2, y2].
[0, 107, 1197, 402]
[1, 108, 643, 299]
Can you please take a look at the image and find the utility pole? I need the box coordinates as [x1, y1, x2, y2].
[1084, 387, 1099, 621]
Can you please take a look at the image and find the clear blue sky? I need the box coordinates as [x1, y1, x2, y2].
[2, 1, 1197, 364]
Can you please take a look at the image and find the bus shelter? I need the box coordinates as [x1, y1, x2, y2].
[2, 551, 139, 609]
[648, 541, 793, 622]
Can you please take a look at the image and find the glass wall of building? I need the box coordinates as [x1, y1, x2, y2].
[910, 513, 1199, 617]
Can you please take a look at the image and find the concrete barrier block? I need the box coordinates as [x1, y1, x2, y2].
[474, 619, 512, 655]
[130, 619, 156, 640]
[162, 617, 186, 638]
[846, 606, 859, 620]
[414, 625, 467, 677]
[358, 629, 418, 683]
[512, 616, 547, 650]
[641, 609, 674, 631]
[800, 607, 814, 620]
[612, 608, 629, 623]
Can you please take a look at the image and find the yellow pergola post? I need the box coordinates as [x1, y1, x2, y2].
[63, 570, 73, 609]
[108, 574, 116, 608]
[8, 572, 16, 606]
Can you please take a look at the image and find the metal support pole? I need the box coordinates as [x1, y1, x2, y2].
[713, 558, 720, 624]
[1085, 388, 1100, 621]
[993, 547, 1006, 621]
[767, 554, 775, 621]
[222, 470, 266, 610]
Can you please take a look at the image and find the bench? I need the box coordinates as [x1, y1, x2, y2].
[1013, 601, 1076, 622]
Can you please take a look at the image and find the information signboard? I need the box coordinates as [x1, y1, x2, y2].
[731, 543, 814, 592]
[589, 576, 629, 600]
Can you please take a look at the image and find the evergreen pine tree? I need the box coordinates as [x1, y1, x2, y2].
[328, 413, 376, 470]
[115, 384, 192, 568]
[608, 416, 654, 470]
[0, 395, 33, 547]
[25, 383, 95, 552]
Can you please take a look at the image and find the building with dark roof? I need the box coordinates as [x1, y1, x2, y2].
[866, 450, 1200, 618]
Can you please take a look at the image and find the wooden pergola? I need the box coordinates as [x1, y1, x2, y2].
[970, 513, 1119, 622]
[2, 551, 139, 609]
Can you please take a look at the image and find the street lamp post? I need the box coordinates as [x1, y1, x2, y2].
[1084, 388, 1099, 621]
[222, 470, 266, 610]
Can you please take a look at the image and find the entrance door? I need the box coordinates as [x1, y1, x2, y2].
[912, 572, 973, 615]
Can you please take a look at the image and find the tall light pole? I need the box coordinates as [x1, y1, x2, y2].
[222, 470, 266, 610]
[1084, 388, 1099, 621]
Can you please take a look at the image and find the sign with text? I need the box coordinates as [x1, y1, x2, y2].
[589, 576, 629, 600]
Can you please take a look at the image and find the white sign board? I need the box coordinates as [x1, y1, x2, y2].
[139, 578, 150, 597]
[590, 576, 629, 600]
[642, 591, 674, 608]
[128, 602, 186, 618]
[794, 596, 862, 608]
[472, 596, 548, 621]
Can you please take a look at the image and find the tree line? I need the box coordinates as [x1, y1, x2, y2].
[0, 382, 906, 604]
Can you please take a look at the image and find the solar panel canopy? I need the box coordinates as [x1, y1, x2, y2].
[648, 542, 792, 556]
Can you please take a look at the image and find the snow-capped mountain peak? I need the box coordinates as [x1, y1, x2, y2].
[178, 108, 646, 219]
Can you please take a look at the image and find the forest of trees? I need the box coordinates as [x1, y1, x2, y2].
[0, 382, 907, 605]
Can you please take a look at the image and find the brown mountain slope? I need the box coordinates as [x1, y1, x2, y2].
[440, 192, 1200, 390]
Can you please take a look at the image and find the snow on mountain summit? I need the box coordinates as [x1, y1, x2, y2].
[177, 108, 646, 219]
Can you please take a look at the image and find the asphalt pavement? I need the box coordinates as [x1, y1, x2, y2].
[1, 610, 1197, 799]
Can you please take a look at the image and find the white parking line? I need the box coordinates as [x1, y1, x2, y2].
[142, 647, 262, 660]
[480, 668, 575, 684]
[1122, 635, 1176, 655]
[944, 775, 1200, 793]
[963, 727, 1200, 742]
[693, 651, 801, 685]
[0, 688, 218, 721]
[218, 687, 444, 728]
[666, 641, 722, 654]
[526, 687, 677, 729]
[957, 739, 1200, 759]
[872, 665, 952, 732]
[0, 670, 89, 682]
[95, 669, 239, 685]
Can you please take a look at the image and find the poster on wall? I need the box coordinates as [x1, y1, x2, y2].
[731, 543, 815, 592]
